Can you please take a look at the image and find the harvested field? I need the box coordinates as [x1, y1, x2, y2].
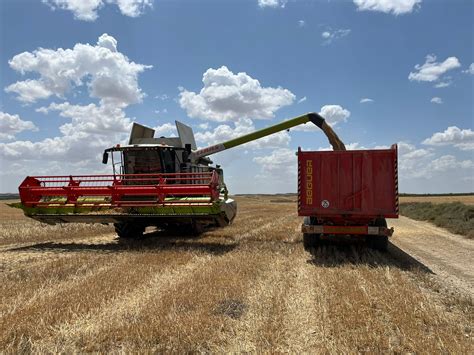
[0, 196, 472, 352]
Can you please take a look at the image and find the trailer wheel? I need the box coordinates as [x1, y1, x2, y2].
[302, 217, 320, 251]
[114, 222, 145, 239]
[367, 218, 388, 252]
[303, 233, 321, 251]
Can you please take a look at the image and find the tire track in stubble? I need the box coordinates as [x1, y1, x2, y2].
[0, 248, 197, 349]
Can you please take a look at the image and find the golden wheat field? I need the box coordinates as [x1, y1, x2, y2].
[0, 196, 472, 352]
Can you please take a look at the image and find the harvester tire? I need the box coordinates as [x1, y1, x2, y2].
[367, 218, 388, 252]
[114, 222, 145, 239]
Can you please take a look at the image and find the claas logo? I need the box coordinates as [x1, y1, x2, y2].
[306, 160, 313, 204]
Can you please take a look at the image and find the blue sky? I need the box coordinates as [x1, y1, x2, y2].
[0, 0, 473, 193]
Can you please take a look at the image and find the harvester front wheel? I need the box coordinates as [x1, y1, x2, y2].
[114, 222, 145, 240]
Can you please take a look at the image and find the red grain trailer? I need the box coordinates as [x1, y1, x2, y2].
[298, 145, 399, 251]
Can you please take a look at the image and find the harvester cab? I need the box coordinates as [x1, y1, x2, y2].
[102, 121, 219, 178]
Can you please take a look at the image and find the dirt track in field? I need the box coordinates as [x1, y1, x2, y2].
[390, 216, 473, 295]
[0, 196, 472, 352]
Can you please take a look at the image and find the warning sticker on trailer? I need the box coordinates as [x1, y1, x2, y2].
[321, 200, 330, 208]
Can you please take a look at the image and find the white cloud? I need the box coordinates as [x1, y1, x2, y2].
[398, 142, 473, 181]
[42, 0, 153, 21]
[258, 0, 287, 8]
[320, 105, 351, 126]
[0, 101, 131, 168]
[434, 80, 452, 88]
[253, 148, 296, 181]
[153, 122, 176, 137]
[5, 79, 53, 103]
[321, 29, 351, 45]
[298, 96, 307, 104]
[397, 141, 435, 178]
[0, 34, 150, 190]
[353, 0, 421, 15]
[422, 126, 474, 151]
[293, 105, 351, 132]
[430, 97, 443, 104]
[429, 155, 474, 172]
[198, 122, 210, 130]
[0, 112, 38, 141]
[5, 33, 151, 106]
[408, 54, 461, 83]
[179, 66, 295, 122]
[115, 0, 153, 17]
[360, 98, 374, 103]
[463, 63, 474, 75]
[298, 20, 306, 27]
[38, 101, 132, 135]
[155, 94, 170, 100]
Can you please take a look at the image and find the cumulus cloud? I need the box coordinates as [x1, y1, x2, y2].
[353, 0, 421, 15]
[434, 80, 452, 88]
[321, 29, 351, 45]
[408, 54, 461, 83]
[298, 20, 306, 27]
[360, 98, 374, 103]
[179, 66, 295, 122]
[320, 105, 351, 125]
[422, 126, 474, 151]
[258, 0, 287, 8]
[430, 97, 443, 104]
[0, 112, 38, 141]
[429, 155, 474, 172]
[397, 141, 435, 178]
[37, 102, 132, 135]
[42, 0, 153, 21]
[0, 34, 150, 189]
[5, 33, 151, 106]
[0, 100, 132, 161]
[398, 141, 473, 181]
[464, 63, 474, 75]
[153, 122, 176, 137]
[253, 148, 296, 182]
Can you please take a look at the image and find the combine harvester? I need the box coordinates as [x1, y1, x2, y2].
[15, 112, 398, 249]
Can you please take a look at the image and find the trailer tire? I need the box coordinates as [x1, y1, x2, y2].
[303, 233, 321, 251]
[114, 222, 145, 239]
[367, 218, 388, 252]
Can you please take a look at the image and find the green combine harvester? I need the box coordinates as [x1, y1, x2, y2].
[16, 112, 345, 239]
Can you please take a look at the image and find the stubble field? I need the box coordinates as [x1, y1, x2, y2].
[0, 196, 472, 352]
